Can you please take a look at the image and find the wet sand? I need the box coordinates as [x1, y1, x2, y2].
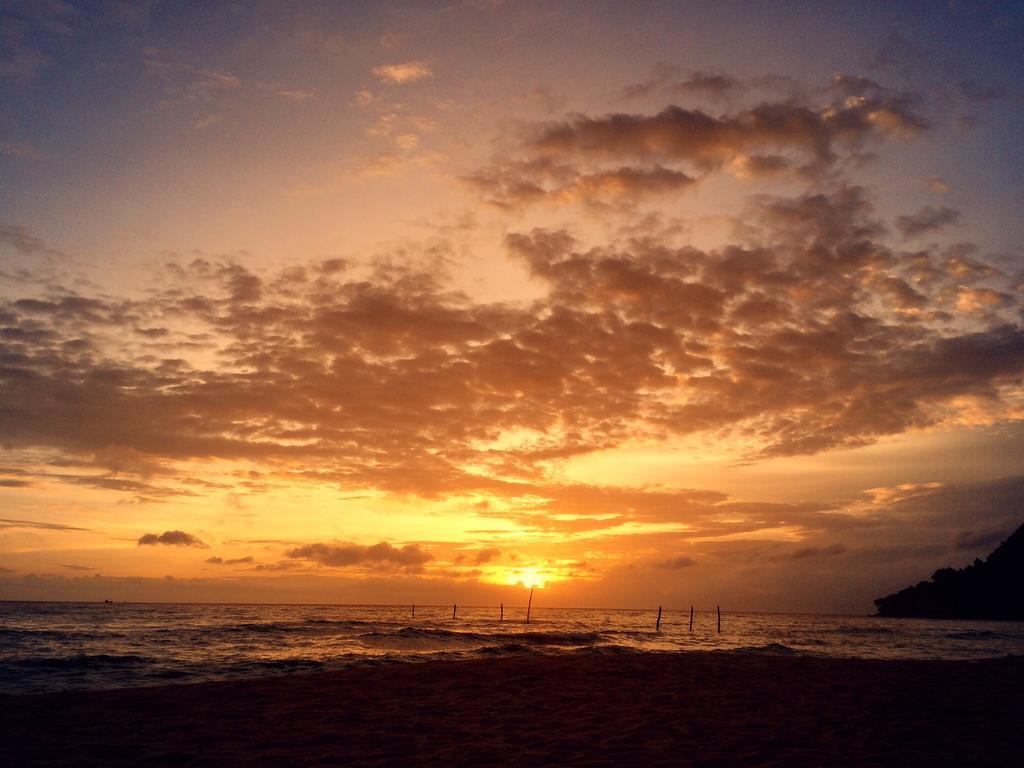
[3, 651, 1022, 767]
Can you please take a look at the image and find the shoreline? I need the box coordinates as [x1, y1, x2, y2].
[4, 651, 1022, 766]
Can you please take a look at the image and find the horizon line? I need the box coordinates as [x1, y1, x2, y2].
[0, 598, 875, 617]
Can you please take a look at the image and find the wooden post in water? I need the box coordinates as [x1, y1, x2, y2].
[717, 605, 721, 633]
[525, 586, 534, 624]
[453, 603, 457, 619]
[412, 604, 416, 619]
[656, 605, 662, 632]
[689, 605, 694, 631]
[500, 602, 504, 622]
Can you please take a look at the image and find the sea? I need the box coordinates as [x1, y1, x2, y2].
[2, 601, 1023, 695]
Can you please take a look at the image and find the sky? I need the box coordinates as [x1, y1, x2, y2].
[1, 0, 1023, 613]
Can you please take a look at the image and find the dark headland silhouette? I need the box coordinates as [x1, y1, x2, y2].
[874, 522, 1024, 619]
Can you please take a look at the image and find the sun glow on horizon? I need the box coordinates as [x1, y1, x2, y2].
[509, 567, 546, 589]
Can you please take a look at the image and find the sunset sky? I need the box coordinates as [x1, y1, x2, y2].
[2, 1, 1022, 613]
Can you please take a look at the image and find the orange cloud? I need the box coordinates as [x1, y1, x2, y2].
[1, 180, 1021, 501]
[373, 61, 433, 84]
[467, 76, 925, 210]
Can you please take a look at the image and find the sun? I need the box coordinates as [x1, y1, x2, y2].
[509, 567, 545, 589]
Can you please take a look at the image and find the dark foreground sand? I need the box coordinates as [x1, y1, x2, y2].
[3, 651, 1022, 767]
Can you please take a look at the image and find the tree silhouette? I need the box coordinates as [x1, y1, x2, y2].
[874, 523, 1024, 619]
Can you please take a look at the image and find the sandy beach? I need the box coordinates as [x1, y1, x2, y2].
[3, 650, 1022, 767]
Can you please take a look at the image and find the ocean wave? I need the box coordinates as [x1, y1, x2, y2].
[514, 630, 603, 645]
[226, 658, 327, 673]
[359, 626, 485, 643]
[731, 643, 801, 655]
[302, 618, 375, 627]
[474, 643, 543, 656]
[0, 627, 113, 640]
[829, 625, 896, 636]
[151, 619, 377, 638]
[605, 629, 664, 640]
[944, 630, 1009, 641]
[571, 644, 642, 656]
[2, 653, 155, 670]
[219, 621, 313, 634]
[357, 626, 604, 649]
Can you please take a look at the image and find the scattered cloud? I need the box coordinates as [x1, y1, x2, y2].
[395, 132, 420, 150]
[473, 547, 502, 564]
[470, 75, 925, 209]
[534, 93, 921, 174]
[373, 61, 433, 84]
[357, 151, 407, 176]
[252, 561, 302, 572]
[276, 89, 316, 102]
[0, 2, 78, 83]
[520, 87, 567, 114]
[0, 139, 39, 159]
[896, 206, 961, 238]
[623, 65, 750, 103]
[205, 555, 256, 565]
[1, 179, 1021, 501]
[287, 541, 434, 570]
[138, 530, 208, 548]
[0, 223, 66, 259]
[464, 162, 694, 210]
[656, 555, 696, 569]
[143, 48, 241, 105]
[0, 518, 89, 532]
[192, 114, 224, 131]
[950, 527, 1013, 553]
[787, 543, 847, 560]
